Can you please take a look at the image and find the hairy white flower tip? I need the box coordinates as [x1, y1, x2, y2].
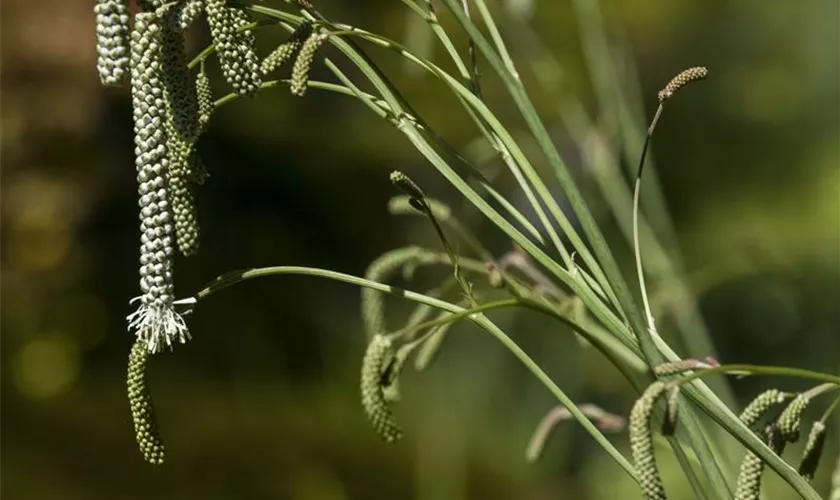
[128, 302, 191, 353]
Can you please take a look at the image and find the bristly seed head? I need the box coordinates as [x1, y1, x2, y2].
[629, 381, 669, 500]
[360, 334, 402, 443]
[658, 66, 708, 103]
[127, 339, 166, 464]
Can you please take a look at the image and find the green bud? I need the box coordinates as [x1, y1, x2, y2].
[260, 22, 313, 75]
[360, 335, 402, 443]
[777, 394, 809, 443]
[127, 340, 166, 464]
[290, 33, 328, 96]
[797, 421, 827, 481]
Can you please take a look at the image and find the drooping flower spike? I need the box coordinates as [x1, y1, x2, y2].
[127, 12, 191, 353]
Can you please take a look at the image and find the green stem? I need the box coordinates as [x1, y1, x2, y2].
[673, 365, 840, 387]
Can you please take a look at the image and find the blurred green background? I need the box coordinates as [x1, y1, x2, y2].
[1, 0, 838, 498]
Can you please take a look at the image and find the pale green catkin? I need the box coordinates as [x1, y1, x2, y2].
[196, 68, 214, 128]
[777, 394, 810, 443]
[658, 66, 708, 103]
[128, 340, 166, 464]
[127, 12, 190, 352]
[629, 381, 669, 500]
[361, 335, 402, 443]
[260, 22, 313, 75]
[95, 0, 131, 86]
[797, 421, 827, 481]
[205, 0, 261, 95]
[361, 246, 427, 339]
[739, 389, 786, 428]
[734, 425, 782, 500]
[290, 33, 328, 96]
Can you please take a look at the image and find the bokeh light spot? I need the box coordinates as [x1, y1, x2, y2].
[13, 334, 80, 400]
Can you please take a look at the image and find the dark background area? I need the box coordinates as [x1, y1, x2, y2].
[1, 0, 838, 498]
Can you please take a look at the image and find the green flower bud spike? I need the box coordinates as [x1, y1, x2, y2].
[735, 425, 780, 500]
[739, 389, 787, 428]
[629, 381, 669, 500]
[389, 171, 427, 206]
[127, 340, 166, 465]
[260, 22, 313, 75]
[777, 394, 810, 443]
[797, 421, 827, 481]
[94, 0, 131, 86]
[360, 335, 402, 443]
[290, 33, 328, 97]
[205, 0, 261, 95]
[658, 66, 708, 103]
[196, 64, 214, 128]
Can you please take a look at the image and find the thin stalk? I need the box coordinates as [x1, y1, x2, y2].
[633, 104, 665, 331]
[672, 365, 840, 387]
